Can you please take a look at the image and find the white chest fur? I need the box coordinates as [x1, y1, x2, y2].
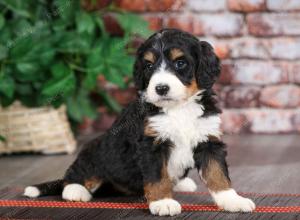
[148, 99, 222, 181]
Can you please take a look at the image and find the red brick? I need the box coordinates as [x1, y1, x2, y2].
[214, 43, 230, 59]
[109, 87, 137, 106]
[290, 64, 300, 83]
[269, 38, 300, 60]
[247, 13, 300, 36]
[187, 0, 226, 12]
[213, 83, 225, 107]
[115, 0, 147, 12]
[229, 61, 288, 85]
[221, 110, 250, 134]
[219, 62, 234, 84]
[260, 85, 300, 108]
[166, 16, 194, 33]
[147, 0, 185, 11]
[228, 0, 266, 12]
[144, 16, 163, 31]
[193, 14, 244, 37]
[230, 38, 268, 59]
[267, 0, 300, 11]
[245, 109, 295, 133]
[222, 85, 261, 108]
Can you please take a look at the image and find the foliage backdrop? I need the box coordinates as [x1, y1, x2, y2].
[0, 0, 151, 125]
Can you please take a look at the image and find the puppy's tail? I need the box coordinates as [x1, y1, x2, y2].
[23, 179, 64, 198]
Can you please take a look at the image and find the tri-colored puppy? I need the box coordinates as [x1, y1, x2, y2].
[24, 29, 255, 216]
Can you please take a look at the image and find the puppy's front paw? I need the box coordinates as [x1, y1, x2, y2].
[149, 198, 182, 216]
[173, 177, 197, 192]
[212, 189, 255, 212]
[62, 184, 92, 202]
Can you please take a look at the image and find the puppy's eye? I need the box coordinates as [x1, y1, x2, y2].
[174, 60, 187, 69]
[145, 62, 153, 70]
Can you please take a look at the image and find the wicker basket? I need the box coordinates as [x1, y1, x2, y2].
[0, 102, 76, 154]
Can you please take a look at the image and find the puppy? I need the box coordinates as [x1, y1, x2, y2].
[24, 29, 255, 216]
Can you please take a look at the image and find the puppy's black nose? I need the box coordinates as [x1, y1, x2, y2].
[155, 84, 170, 96]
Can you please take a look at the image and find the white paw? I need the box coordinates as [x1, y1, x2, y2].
[173, 177, 197, 192]
[62, 184, 92, 202]
[149, 198, 182, 216]
[211, 189, 256, 212]
[24, 186, 40, 198]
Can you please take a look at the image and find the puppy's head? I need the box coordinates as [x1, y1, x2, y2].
[134, 29, 220, 108]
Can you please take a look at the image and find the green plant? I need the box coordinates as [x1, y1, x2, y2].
[0, 0, 152, 123]
[0, 135, 5, 142]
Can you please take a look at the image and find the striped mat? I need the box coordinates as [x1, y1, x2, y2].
[0, 188, 299, 220]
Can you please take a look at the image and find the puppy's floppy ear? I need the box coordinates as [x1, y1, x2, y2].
[133, 59, 144, 91]
[194, 41, 221, 90]
[133, 48, 145, 92]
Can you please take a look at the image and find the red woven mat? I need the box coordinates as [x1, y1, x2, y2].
[0, 188, 299, 220]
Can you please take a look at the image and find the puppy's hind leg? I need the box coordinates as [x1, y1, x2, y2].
[62, 177, 103, 202]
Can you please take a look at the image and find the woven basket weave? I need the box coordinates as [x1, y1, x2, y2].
[0, 102, 76, 154]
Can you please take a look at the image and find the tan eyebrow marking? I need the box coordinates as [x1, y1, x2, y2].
[143, 51, 156, 63]
[170, 48, 184, 60]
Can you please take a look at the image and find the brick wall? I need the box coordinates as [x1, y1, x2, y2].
[113, 0, 300, 134]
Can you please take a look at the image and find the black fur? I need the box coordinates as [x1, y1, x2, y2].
[197, 89, 222, 118]
[33, 179, 64, 196]
[28, 29, 229, 200]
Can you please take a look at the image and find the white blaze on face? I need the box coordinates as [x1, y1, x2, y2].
[146, 62, 187, 107]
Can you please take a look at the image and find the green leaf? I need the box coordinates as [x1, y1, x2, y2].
[42, 65, 76, 97]
[15, 83, 33, 95]
[83, 70, 102, 90]
[0, 72, 15, 98]
[83, 46, 104, 89]
[53, 0, 79, 21]
[10, 37, 34, 61]
[0, 45, 8, 60]
[104, 67, 126, 88]
[0, 14, 4, 30]
[39, 49, 55, 66]
[115, 13, 152, 38]
[0, 26, 12, 45]
[66, 90, 97, 122]
[0, 135, 6, 143]
[56, 32, 90, 53]
[76, 12, 95, 34]
[52, 19, 67, 32]
[94, 16, 108, 37]
[16, 63, 39, 75]
[1, 0, 31, 18]
[50, 62, 70, 79]
[98, 90, 122, 113]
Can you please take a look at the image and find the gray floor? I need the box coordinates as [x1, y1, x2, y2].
[0, 134, 299, 194]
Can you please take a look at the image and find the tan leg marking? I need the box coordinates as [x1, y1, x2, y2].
[144, 164, 173, 203]
[84, 177, 103, 193]
[202, 159, 231, 192]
